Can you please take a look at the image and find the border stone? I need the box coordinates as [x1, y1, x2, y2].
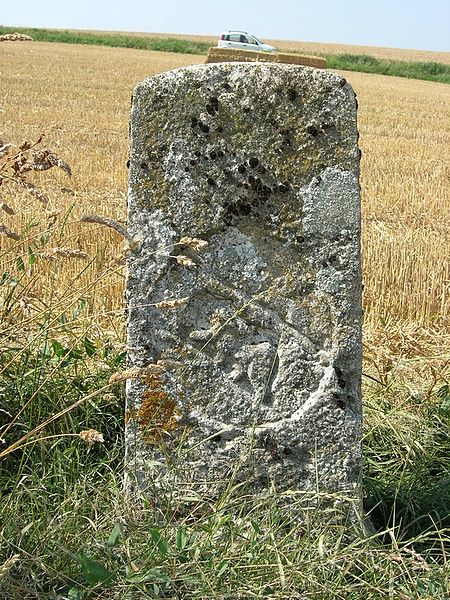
[126, 63, 361, 501]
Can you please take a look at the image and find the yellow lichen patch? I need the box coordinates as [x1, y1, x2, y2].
[126, 373, 179, 444]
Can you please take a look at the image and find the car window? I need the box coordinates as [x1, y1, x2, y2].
[229, 34, 242, 42]
[248, 36, 258, 45]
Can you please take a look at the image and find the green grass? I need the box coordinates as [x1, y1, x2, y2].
[1, 26, 449, 83]
[326, 53, 450, 84]
[0, 26, 211, 55]
[1, 330, 450, 598]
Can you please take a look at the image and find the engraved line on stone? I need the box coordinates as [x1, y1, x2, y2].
[198, 287, 272, 353]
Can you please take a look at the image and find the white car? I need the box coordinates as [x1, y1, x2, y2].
[218, 31, 277, 53]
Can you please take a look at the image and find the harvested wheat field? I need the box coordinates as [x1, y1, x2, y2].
[1, 40, 449, 382]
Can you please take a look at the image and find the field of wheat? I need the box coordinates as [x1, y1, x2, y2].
[1, 40, 449, 366]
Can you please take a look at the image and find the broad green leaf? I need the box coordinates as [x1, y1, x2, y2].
[106, 522, 122, 547]
[15, 256, 25, 272]
[176, 527, 186, 551]
[149, 527, 170, 556]
[28, 246, 36, 266]
[67, 588, 84, 600]
[51, 339, 66, 358]
[83, 337, 96, 357]
[250, 520, 262, 535]
[216, 560, 229, 577]
[76, 553, 115, 586]
[68, 347, 84, 361]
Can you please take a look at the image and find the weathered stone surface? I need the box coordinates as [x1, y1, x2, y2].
[126, 63, 361, 499]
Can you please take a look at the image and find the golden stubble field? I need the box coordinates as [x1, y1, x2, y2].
[1, 41, 449, 376]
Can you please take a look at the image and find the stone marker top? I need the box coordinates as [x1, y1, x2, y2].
[129, 62, 359, 238]
[126, 63, 361, 497]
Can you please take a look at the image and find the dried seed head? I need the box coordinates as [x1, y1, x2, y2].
[0, 224, 20, 241]
[109, 363, 166, 384]
[21, 149, 71, 177]
[17, 179, 49, 205]
[175, 255, 196, 267]
[0, 202, 15, 215]
[0, 143, 11, 158]
[102, 392, 117, 403]
[79, 429, 104, 445]
[153, 297, 189, 309]
[46, 151, 72, 177]
[46, 209, 61, 227]
[19, 297, 32, 317]
[81, 214, 139, 249]
[178, 236, 208, 251]
[41, 247, 89, 260]
[61, 187, 75, 195]
[19, 140, 33, 151]
[0, 554, 20, 581]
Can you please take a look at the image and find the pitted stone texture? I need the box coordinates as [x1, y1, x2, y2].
[126, 63, 361, 498]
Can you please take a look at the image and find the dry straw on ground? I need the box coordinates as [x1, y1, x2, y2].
[0, 32, 33, 42]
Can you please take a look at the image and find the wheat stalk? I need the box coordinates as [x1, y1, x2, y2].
[40, 247, 89, 260]
[177, 236, 209, 251]
[0, 202, 15, 215]
[0, 224, 20, 240]
[153, 297, 189, 309]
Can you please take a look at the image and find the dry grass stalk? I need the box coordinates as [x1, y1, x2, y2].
[0, 224, 20, 241]
[79, 429, 104, 445]
[0, 554, 20, 581]
[81, 214, 139, 249]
